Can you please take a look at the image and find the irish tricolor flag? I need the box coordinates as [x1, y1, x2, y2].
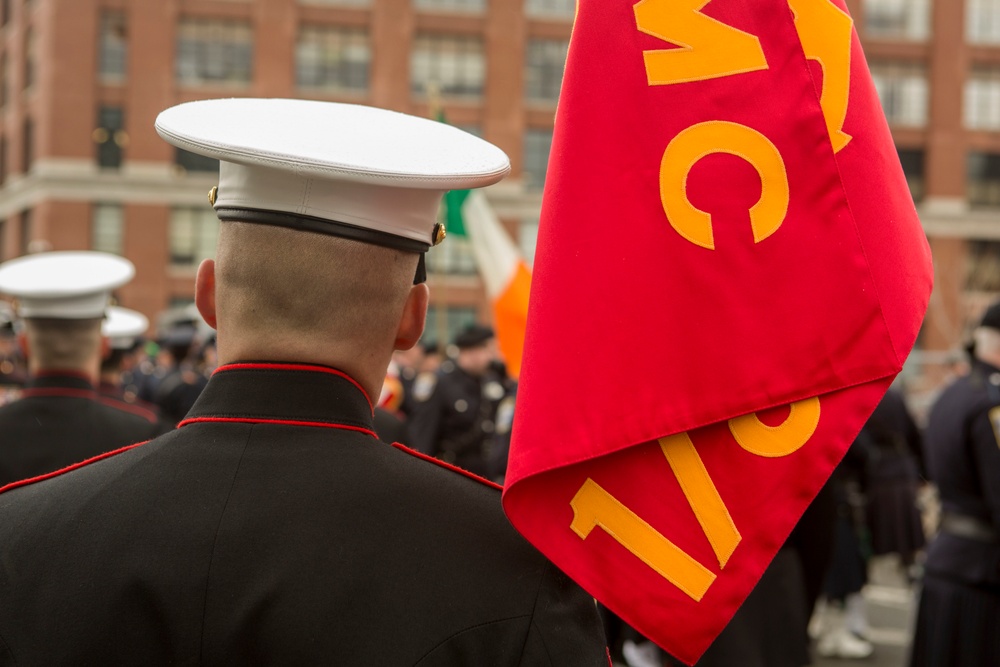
[441, 188, 531, 379]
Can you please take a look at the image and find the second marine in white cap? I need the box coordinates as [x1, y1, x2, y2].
[0, 251, 163, 488]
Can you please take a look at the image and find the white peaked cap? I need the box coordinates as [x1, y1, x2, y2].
[102, 306, 149, 349]
[154, 98, 511, 252]
[0, 251, 135, 319]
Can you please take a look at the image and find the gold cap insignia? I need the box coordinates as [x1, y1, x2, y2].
[433, 223, 447, 246]
[208, 186, 218, 207]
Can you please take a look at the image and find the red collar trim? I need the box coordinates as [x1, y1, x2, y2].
[21, 387, 96, 400]
[0, 440, 149, 496]
[177, 415, 377, 439]
[391, 442, 503, 491]
[213, 363, 373, 412]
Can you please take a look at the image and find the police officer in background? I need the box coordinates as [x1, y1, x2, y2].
[910, 301, 1000, 667]
[0, 98, 606, 665]
[0, 252, 162, 487]
[409, 324, 517, 480]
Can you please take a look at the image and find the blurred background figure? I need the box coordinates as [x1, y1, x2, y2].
[811, 431, 875, 660]
[409, 324, 516, 481]
[152, 320, 208, 426]
[0, 303, 26, 406]
[863, 388, 927, 579]
[0, 252, 162, 487]
[910, 302, 1000, 667]
[100, 306, 166, 429]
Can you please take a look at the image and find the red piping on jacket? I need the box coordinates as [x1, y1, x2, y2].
[0, 441, 149, 496]
[212, 363, 373, 412]
[177, 415, 378, 439]
[391, 442, 503, 491]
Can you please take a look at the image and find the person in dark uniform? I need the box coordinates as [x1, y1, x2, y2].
[154, 324, 210, 426]
[909, 301, 1000, 667]
[0, 98, 607, 665]
[409, 324, 517, 480]
[0, 252, 163, 488]
[99, 306, 168, 429]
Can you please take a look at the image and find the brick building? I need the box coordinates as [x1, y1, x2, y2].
[0, 0, 996, 387]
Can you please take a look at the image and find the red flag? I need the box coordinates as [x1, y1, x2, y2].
[502, 0, 932, 664]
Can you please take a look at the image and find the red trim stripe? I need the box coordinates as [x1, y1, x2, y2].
[22, 388, 96, 400]
[97, 396, 159, 424]
[0, 440, 150, 496]
[177, 415, 378, 438]
[213, 363, 373, 411]
[391, 442, 503, 491]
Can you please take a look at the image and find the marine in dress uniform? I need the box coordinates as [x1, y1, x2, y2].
[409, 324, 517, 480]
[0, 98, 607, 666]
[0, 252, 163, 487]
[909, 302, 1000, 667]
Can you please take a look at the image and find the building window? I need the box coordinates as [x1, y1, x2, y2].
[95, 106, 125, 169]
[897, 149, 924, 202]
[869, 61, 927, 127]
[968, 0, 1000, 44]
[92, 203, 124, 255]
[174, 147, 219, 174]
[524, 128, 552, 190]
[426, 232, 477, 274]
[525, 39, 568, 103]
[176, 19, 253, 86]
[21, 117, 31, 173]
[23, 27, 34, 90]
[965, 68, 1000, 130]
[170, 207, 220, 267]
[525, 0, 575, 19]
[0, 53, 7, 108]
[98, 11, 127, 83]
[415, 0, 485, 13]
[19, 208, 30, 255]
[519, 218, 539, 266]
[864, 0, 931, 41]
[296, 26, 370, 92]
[411, 34, 485, 99]
[967, 241, 1000, 291]
[424, 305, 477, 346]
[968, 151, 1000, 207]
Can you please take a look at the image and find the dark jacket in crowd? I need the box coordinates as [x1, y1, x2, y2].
[910, 360, 1000, 666]
[0, 372, 163, 488]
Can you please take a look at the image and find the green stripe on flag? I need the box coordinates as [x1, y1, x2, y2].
[443, 188, 470, 237]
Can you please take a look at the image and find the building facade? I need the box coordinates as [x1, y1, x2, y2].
[0, 0, 995, 390]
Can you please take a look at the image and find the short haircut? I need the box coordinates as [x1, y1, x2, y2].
[25, 317, 103, 370]
[215, 222, 419, 350]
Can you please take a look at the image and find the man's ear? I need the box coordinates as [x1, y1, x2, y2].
[16, 331, 28, 358]
[195, 259, 218, 329]
[394, 283, 429, 351]
[100, 336, 111, 360]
